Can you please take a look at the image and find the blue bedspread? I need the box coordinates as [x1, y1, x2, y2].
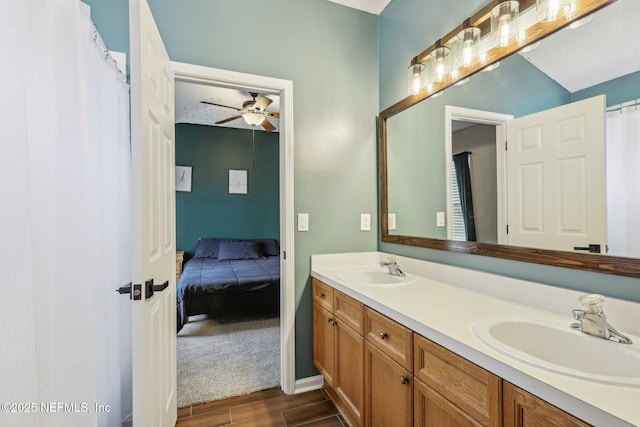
[176, 256, 280, 331]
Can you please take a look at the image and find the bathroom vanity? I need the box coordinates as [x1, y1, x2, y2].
[311, 252, 640, 426]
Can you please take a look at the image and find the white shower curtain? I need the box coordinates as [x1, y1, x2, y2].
[0, 1, 131, 426]
[606, 105, 640, 258]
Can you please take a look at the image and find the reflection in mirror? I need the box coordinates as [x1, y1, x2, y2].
[382, 0, 640, 276]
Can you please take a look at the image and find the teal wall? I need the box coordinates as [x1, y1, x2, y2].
[573, 70, 640, 106]
[379, 1, 640, 302]
[175, 124, 279, 255]
[87, 0, 379, 379]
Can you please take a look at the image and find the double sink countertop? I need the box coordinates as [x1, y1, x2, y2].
[310, 252, 640, 427]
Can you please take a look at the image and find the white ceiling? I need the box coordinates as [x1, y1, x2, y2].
[326, 0, 393, 15]
[175, 82, 280, 132]
[518, 0, 639, 93]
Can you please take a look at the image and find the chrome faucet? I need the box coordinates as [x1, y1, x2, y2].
[570, 294, 633, 344]
[380, 259, 406, 277]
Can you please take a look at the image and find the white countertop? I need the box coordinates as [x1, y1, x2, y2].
[311, 251, 640, 427]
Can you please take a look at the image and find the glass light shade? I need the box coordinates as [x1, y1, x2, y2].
[456, 27, 481, 69]
[242, 112, 265, 126]
[536, 0, 570, 23]
[568, 13, 593, 29]
[429, 46, 452, 84]
[491, 1, 520, 48]
[407, 62, 426, 95]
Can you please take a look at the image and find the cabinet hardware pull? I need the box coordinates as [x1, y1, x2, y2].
[320, 293, 325, 298]
[328, 318, 333, 323]
[380, 332, 388, 340]
[400, 376, 409, 384]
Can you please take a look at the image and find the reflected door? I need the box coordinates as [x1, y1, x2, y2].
[506, 95, 606, 253]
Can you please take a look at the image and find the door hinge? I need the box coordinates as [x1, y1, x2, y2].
[506, 224, 509, 234]
[505, 140, 508, 151]
[283, 250, 286, 260]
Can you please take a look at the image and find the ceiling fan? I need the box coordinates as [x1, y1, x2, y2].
[201, 92, 280, 132]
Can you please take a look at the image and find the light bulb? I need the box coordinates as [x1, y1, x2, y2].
[407, 62, 426, 95]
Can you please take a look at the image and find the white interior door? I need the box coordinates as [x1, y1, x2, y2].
[506, 95, 606, 253]
[130, 0, 177, 425]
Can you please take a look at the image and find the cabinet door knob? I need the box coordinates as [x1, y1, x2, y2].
[380, 332, 388, 340]
[328, 317, 334, 324]
[320, 293, 325, 298]
[400, 376, 409, 385]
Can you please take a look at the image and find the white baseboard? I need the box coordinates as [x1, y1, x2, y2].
[294, 375, 323, 394]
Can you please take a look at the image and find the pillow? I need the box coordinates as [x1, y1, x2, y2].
[193, 238, 238, 258]
[217, 241, 265, 261]
[256, 239, 280, 257]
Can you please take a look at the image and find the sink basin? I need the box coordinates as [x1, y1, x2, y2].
[335, 268, 414, 287]
[473, 316, 640, 386]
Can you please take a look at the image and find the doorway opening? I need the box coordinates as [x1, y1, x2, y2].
[172, 62, 295, 408]
[445, 106, 513, 245]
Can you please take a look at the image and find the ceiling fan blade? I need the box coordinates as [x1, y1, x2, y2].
[215, 115, 243, 125]
[262, 118, 276, 132]
[201, 101, 241, 111]
[254, 95, 273, 111]
[264, 111, 280, 119]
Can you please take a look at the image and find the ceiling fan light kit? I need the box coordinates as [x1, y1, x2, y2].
[201, 92, 278, 132]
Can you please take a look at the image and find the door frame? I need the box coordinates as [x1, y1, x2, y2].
[444, 106, 513, 244]
[172, 61, 296, 394]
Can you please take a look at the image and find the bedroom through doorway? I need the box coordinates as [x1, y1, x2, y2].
[172, 64, 293, 409]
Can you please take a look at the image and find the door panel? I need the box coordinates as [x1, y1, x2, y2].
[506, 95, 606, 253]
[130, 0, 176, 425]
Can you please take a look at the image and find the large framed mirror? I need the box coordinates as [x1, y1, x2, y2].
[380, 0, 640, 278]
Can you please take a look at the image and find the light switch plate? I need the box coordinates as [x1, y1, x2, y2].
[360, 213, 371, 231]
[298, 213, 309, 231]
[436, 211, 445, 227]
[388, 213, 397, 230]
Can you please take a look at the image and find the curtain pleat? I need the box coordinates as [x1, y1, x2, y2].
[0, 1, 130, 426]
[453, 152, 477, 242]
[606, 108, 640, 258]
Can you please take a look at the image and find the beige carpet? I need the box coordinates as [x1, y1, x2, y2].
[177, 314, 280, 407]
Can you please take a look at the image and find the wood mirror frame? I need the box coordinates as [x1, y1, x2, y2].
[379, 0, 640, 279]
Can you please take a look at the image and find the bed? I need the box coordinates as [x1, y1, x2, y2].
[176, 238, 280, 332]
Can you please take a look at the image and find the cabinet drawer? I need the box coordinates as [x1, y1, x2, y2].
[364, 307, 412, 370]
[312, 278, 334, 311]
[334, 290, 364, 335]
[414, 333, 502, 427]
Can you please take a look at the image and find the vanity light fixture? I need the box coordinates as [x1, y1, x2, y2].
[407, 57, 426, 95]
[491, 0, 520, 48]
[429, 39, 452, 84]
[456, 19, 481, 69]
[536, 0, 570, 23]
[241, 112, 265, 126]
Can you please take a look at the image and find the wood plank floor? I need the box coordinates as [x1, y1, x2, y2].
[176, 387, 346, 427]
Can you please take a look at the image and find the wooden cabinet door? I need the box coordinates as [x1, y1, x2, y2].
[414, 377, 484, 427]
[503, 382, 590, 427]
[364, 341, 412, 427]
[313, 302, 335, 387]
[335, 319, 364, 426]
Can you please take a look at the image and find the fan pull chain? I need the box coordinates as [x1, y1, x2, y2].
[252, 127, 256, 168]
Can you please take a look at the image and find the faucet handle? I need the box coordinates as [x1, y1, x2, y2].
[579, 294, 605, 314]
